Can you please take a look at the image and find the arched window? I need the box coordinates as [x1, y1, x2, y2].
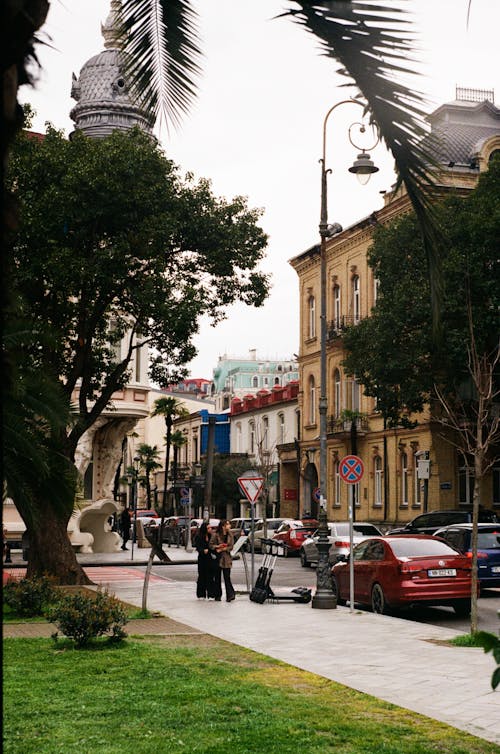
[333, 285, 341, 328]
[308, 375, 316, 424]
[333, 369, 341, 418]
[352, 275, 360, 324]
[308, 295, 316, 338]
[277, 413, 285, 445]
[249, 421, 255, 454]
[252, 376, 259, 388]
[351, 378, 360, 412]
[401, 452, 409, 506]
[333, 459, 341, 506]
[414, 451, 422, 507]
[374, 456, 382, 507]
[262, 417, 269, 450]
[235, 422, 242, 453]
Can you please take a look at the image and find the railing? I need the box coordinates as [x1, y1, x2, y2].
[327, 415, 369, 434]
[327, 315, 364, 339]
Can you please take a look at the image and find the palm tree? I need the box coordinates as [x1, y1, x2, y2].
[150, 396, 189, 511]
[135, 443, 162, 506]
[170, 429, 187, 514]
[119, 0, 443, 317]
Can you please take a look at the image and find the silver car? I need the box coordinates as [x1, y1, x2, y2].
[300, 521, 383, 567]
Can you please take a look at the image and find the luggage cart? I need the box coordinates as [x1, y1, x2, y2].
[249, 538, 311, 604]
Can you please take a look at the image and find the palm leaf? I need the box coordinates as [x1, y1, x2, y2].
[284, 1, 444, 330]
[119, 0, 202, 131]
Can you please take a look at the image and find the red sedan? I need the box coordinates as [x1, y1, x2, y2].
[272, 519, 318, 555]
[331, 535, 474, 615]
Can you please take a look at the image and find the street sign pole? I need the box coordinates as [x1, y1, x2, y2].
[237, 471, 264, 590]
[339, 455, 365, 614]
[186, 488, 193, 552]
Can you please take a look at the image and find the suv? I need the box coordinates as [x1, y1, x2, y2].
[388, 509, 497, 536]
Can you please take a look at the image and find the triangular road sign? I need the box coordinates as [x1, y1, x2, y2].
[237, 475, 264, 503]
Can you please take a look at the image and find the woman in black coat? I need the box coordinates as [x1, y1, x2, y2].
[194, 522, 217, 599]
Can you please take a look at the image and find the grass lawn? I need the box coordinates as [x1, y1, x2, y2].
[4, 634, 499, 754]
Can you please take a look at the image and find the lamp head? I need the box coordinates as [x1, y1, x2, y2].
[348, 151, 379, 185]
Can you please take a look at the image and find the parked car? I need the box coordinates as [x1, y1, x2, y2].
[433, 523, 500, 590]
[249, 518, 287, 552]
[229, 517, 254, 542]
[300, 521, 383, 567]
[331, 535, 475, 615]
[388, 509, 498, 536]
[271, 519, 319, 555]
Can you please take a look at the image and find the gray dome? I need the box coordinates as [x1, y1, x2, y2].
[70, 1, 153, 138]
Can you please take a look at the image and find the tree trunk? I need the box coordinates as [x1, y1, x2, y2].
[26, 502, 91, 586]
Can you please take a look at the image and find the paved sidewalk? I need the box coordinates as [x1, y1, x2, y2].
[5, 548, 500, 745]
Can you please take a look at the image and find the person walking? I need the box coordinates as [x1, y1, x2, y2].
[194, 522, 218, 599]
[211, 519, 235, 602]
[120, 507, 131, 550]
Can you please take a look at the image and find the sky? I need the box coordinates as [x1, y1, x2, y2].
[23, 0, 500, 380]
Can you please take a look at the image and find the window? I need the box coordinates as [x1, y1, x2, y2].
[308, 295, 316, 338]
[374, 456, 382, 507]
[459, 463, 474, 505]
[333, 285, 341, 328]
[353, 482, 360, 508]
[333, 459, 341, 506]
[351, 378, 360, 412]
[135, 343, 142, 382]
[334, 369, 341, 418]
[252, 376, 259, 388]
[401, 452, 409, 506]
[249, 422, 255, 454]
[414, 451, 422, 507]
[235, 422, 242, 453]
[352, 275, 360, 324]
[373, 276, 380, 306]
[263, 417, 269, 450]
[277, 413, 285, 445]
[308, 376, 316, 424]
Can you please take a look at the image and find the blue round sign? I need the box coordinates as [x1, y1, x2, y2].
[339, 455, 364, 484]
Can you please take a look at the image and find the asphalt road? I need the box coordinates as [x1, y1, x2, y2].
[148, 553, 500, 634]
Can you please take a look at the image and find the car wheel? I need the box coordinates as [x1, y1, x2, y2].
[371, 583, 388, 614]
[300, 549, 309, 568]
[331, 576, 346, 606]
[452, 599, 471, 617]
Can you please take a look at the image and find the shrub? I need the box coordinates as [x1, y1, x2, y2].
[46, 589, 128, 647]
[3, 575, 58, 617]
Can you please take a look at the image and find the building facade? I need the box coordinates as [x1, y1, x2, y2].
[290, 90, 500, 525]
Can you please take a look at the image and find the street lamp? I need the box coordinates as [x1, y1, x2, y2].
[312, 99, 379, 610]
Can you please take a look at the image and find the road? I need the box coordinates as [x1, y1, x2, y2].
[147, 552, 500, 634]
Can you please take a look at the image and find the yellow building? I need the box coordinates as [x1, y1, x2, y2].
[290, 90, 500, 526]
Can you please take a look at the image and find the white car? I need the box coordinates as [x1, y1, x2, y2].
[248, 518, 287, 552]
[300, 521, 383, 567]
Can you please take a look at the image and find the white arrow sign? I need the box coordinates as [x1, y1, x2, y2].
[237, 475, 264, 503]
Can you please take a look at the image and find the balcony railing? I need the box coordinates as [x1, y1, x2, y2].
[327, 315, 364, 340]
[327, 415, 369, 435]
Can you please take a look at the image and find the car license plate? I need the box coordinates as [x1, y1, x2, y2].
[491, 566, 500, 574]
[428, 568, 456, 577]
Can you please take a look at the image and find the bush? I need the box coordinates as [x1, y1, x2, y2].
[45, 590, 128, 647]
[3, 575, 58, 617]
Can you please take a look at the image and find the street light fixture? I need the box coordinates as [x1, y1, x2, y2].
[312, 99, 379, 610]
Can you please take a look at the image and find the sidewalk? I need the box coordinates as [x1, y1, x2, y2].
[5, 547, 500, 745]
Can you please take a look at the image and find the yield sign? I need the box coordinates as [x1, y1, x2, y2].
[339, 455, 364, 484]
[238, 474, 264, 503]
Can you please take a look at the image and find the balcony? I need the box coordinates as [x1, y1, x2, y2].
[327, 415, 369, 436]
[327, 315, 363, 340]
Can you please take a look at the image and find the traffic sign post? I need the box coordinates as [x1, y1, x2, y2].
[339, 455, 365, 614]
[179, 488, 193, 552]
[237, 471, 265, 589]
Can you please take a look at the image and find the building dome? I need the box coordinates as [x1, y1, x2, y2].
[70, 1, 154, 138]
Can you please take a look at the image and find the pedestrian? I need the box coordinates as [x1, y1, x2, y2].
[194, 522, 218, 599]
[211, 519, 235, 602]
[119, 507, 131, 550]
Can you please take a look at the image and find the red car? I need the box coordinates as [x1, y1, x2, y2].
[331, 535, 474, 615]
[272, 519, 319, 555]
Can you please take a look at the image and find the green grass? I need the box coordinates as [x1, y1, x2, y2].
[450, 633, 488, 648]
[3, 635, 498, 754]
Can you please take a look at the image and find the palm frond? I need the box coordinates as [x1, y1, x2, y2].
[119, 0, 202, 131]
[284, 1, 445, 332]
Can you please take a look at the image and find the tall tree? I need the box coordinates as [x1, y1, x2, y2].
[150, 397, 190, 513]
[6, 125, 268, 582]
[170, 429, 187, 514]
[135, 443, 162, 506]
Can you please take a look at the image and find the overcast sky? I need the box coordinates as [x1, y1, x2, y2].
[23, 0, 500, 380]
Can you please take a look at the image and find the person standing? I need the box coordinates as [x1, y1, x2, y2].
[194, 522, 217, 599]
[120, 507, 131, 550]
[211, 519, 235, 602]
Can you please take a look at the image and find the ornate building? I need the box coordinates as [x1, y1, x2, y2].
[290, 90, 500, 525]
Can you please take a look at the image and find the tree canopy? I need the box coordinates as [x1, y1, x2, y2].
[342, 156, 500, 428]
[8, 124, 269, 459]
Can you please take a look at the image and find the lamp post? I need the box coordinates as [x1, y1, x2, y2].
[130, 455, 140, 561]
[312, 99, 379, 610]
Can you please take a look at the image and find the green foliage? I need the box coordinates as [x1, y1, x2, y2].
[342, 158, 500, 427]
[210, 454, 255, 518]
[7, 126, 269, 456]
[3, 576, 58, 617]
[473, 631, 500, 690]
[45, 590, 128, 647]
